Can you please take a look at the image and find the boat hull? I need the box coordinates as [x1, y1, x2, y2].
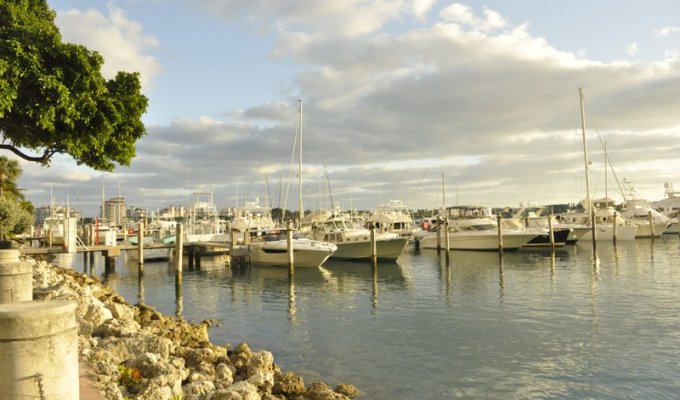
[331, 237, 409, 261]
[418, 231, 536, 251]
[633, 222, 670, 238]
[577, 224, 638, 241]
[245, 240, 337, 267]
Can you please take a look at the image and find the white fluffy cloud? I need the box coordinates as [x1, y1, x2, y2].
[55, 4, 161, 89]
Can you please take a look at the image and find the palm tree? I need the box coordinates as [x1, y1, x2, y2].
[0, 156, 21, 200]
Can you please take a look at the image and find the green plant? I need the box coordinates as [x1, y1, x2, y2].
[117, 364, 142, 387]
[0, 196, 33, 240]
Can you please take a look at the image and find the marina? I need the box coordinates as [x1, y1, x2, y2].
[46, 234, 680, 399]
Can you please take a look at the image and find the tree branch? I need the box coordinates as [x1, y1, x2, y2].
[0, 145, 54, 166]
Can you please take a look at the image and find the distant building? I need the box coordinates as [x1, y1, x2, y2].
[35, 205, 81, 226]
[101, 197, 126, 227]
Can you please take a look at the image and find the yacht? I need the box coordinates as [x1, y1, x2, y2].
[621, 179, 669, 238]
[414, 205, 538, 251]
[240, 229, 337, 267]
[652, 182, 680, 234]
[184, 190, 228, 243]
[366, 200, 416, 238]
[556, 198, 638, 241]
[301, 209, 409, 261]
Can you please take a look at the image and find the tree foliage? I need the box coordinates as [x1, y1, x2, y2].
[0, 0, 148, 171]
[0, 196, 33, 239]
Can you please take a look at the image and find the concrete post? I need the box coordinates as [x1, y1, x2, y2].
[175, 223, 183, 273]
[0, 300, 79, 400]
[137, 222, 145, 273]
[0, 250, 32, 304]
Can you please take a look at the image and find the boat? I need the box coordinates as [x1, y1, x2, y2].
[414, 205, 539, 251]
[366, 199, 416, 238]
[506, 206, 588, 245]
[184, 190, 228, 243]
[240, 229, 337, 267]
[556, 198, 638, 241]
[566, 88, 638, 242]
[652, 182, 680, 234]
[621, 179, 669, 238]
[300, 209, 409, 261]
[229, 198, 278, 240]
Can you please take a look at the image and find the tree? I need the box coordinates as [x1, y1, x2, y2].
[0, 196, 33, 240]
[0, 156, 21, 199]
[0, 0, 148, 171]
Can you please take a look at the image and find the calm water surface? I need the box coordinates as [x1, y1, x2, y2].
[52, 236, 680, 399]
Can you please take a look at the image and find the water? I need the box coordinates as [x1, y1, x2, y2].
[51, 236, 680, 399]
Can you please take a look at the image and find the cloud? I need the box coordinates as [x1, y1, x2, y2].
[653, 25, 680, 36]
[55, 4, 162, 89]
[24, 2, 680, 215]
[627, 42, 638, 56]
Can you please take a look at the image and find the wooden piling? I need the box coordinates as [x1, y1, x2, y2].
[649, 211, 655, 242]
[370, 223, 377, 264]
[444, 217, 450, 252]
[137, 222, 144, 274]
[496, 214, 504, 255]
[548, 214, 555, 249]
[175, 223, 183, 273]
[286, 221, 294, 275]
[436, 218, 442, 252]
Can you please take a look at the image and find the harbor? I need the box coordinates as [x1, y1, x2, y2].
[45, 233, 680, 399]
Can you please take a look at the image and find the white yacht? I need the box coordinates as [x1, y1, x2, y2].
[230, 199, 278, 240]
[652, 182, 680, 234]
[414, 206, 538, 251]
[241, 230, 337, 268]
[366, 199, 416, 238]
[184, 190, 228, 243]
[556, 198, 638, 241]
[301, 209, 409, 261]
[621, 179, 669, 238]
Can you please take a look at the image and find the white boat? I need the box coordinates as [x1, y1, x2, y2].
[184, 190, 228, 243]
[652, 182, 680, 234]
[242, 230, 337, 267]
[366, 199, 416, 238]
[414, 205, 538, 251]
[557, 198, 638, 241]
[230, 199, 278, 240]
[504, 206, 586, 245]
[567, 88, 638, 242]
[621, 179, 669, 238]
[301, 209, 409, 261]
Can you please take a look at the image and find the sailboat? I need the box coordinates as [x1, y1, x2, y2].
[557, 88, 637, 242]
[238, 100, 337, 267]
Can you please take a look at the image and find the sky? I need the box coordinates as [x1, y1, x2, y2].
[16, 0, 680, 217]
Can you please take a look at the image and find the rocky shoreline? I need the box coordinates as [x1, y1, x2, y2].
[29, 256, 360, 400]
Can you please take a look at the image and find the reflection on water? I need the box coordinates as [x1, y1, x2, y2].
[45, 237, 680, 399]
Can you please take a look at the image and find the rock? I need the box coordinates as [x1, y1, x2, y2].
[246, 371, 274, 393]
[334, 384, 359, 399]
[183, 380, 216, 399]
[215, 363, 235, 385]
[305, 382, 351, 400]
[84, 296, 114, 329]
[247, 351, 274, 377]
[272, 372, 305, 396]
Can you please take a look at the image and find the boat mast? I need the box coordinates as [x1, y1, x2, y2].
[579, 88, 597, 246]
[297, 99, 304, 224]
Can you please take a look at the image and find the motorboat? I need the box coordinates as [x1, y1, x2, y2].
[651, 182, 680, 234]
[301, 209, 409, 261]
[184, 190, 228, 243]
[366, 199, 416, 238]
[414, 205, 538, 251]
[621, 179, 669, 238]
[556, 198, 638, 241]
[239, 229, 337, 267]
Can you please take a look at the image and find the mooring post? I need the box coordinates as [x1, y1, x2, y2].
[370, 223, 377, 264]
[436, 217, 442, 252]
[548, 214, 555, 249]
[649, 211, 655, 242]
[287, 221, 294, 275]
[444, 217, 450, 252]
[137, 222, 144, 274]
[612, 212, 618, 244]
[496, 214, 504, 255]
[175, 223, 183, 274]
